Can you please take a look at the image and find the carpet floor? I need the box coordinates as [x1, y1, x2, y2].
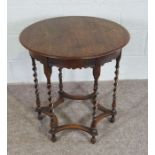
[7, 80, 148, 155]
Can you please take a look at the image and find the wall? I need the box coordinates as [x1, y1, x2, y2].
[7, 0, 148, 83]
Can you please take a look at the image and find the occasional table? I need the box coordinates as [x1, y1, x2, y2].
[19, 16, 130, 144]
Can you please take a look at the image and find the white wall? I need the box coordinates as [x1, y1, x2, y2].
[7, 0, 148, 83]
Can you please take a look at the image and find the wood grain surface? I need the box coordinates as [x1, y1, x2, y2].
[20, 16, 129, 60]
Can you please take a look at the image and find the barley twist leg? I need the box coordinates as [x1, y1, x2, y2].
[90, 64, 101, 144]
[30, 56, 43, 120]
[110, 53, 122, 123]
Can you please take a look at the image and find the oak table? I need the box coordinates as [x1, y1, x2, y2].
[19, 16, 130, 144]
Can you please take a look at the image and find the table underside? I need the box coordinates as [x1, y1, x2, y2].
[30, 51, 121, 144]
[37, 92, 114, 136]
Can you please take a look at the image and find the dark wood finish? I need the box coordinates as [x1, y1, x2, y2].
[20, 16, 129, 60]
[43, 62, 58, 141]
[43, 62, 52, 109]
[61, 91, 95, 100]
[90, 64, 101, 144]
[30, 56, 43, 120]
[19, 16, 130, 144]
[58, 68, 63, 98]
[98, 103, 112, 113]
[110, 52, 122, 123]
[53, 124, 92, 134]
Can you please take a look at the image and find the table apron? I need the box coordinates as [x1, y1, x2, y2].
[29, 49, 121, 69]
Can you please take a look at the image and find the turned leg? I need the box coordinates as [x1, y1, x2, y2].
[43, 63, 52, 108]
[43, 62, 57, 142]
[110, 53, 122, 123]
[90, 64, 101, 144]
[49, 112, 58, 142]
[58, 68, 63, 99]
[30, 56, 43, 120]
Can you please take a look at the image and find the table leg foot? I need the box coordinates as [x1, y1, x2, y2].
[51, 134, 57, 142]
[109, 116, 115, 123]
[49, 113, 58, 143]
[109, 110, 117, 123]
[35, 107, 45, 120]
[90, 136, 96, 144]
[38, 114, 44, 120]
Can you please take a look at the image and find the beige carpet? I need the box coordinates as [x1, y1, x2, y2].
[7, 80, 148, 155]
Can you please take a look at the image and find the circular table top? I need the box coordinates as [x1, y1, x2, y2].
[20, 16, 129, 60]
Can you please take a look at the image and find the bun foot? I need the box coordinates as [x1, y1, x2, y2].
[38, 114, 44, 120]
[90, 136, 96, 144]
[35, 108, 38, 112]
[51, 134, 57, 142]
[109, 116, 115, 123]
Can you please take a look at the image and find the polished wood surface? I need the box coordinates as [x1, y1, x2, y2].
[19, 16, 130, 144]
[20, 16, 129, 60]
